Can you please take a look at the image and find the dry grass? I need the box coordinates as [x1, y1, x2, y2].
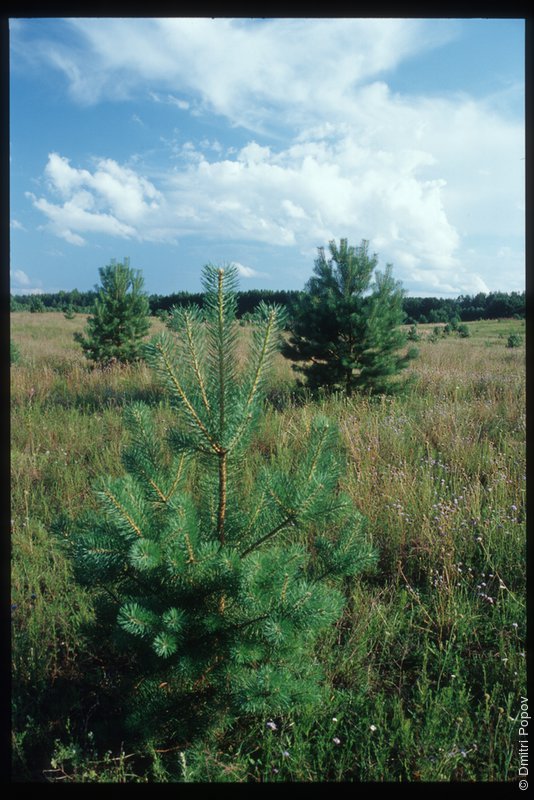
[11, 312, 526, 783]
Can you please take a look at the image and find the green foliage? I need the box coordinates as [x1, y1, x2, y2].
[407, 324, 420, 342]
[29, 296, 45, 313]
[63, 305, 76, 320]
[65, 264, 376, 748]
[283, 239, 417, 395]
[457, 324, 471, 338]
[429, 307, 449, 324]
[506, 333, 522, 348]
[12, 313, 524, 781]
[11, 339, 21, 364]
[74, 258, 150, 366]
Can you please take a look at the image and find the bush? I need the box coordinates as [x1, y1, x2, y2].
[506, 333, 522, 348]
[407, 324, 420, 342]
[29, 296, 45, 313]
[457, 324, 470, 338]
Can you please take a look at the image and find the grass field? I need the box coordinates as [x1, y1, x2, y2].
[11, 312, 526, 782]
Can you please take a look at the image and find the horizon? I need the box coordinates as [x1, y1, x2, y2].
[10, 18, 525, 299]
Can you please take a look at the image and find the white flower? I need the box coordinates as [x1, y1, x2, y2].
[370, 725, 377, 732]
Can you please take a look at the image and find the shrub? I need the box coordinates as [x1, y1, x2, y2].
[457, 324, 471, 338]
[407, 324, 421, 342]
[29, 296, 45, 313]
[506, 333, 522, 348]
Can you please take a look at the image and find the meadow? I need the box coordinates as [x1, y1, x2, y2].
[11, 311, 526, 782]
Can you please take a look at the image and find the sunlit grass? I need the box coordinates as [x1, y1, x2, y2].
[11, 313, 525, 782]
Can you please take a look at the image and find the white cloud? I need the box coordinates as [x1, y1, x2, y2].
[231, 262, 269, 279]
[11, 269, 31, 286]
[10, 269, 43, 294]
[10, 219, 25, 230]
[149, 91, 190, 110]
[31, 18, 458, 127]
[18, 18, 523, 294]
[29, 92, 523, 292]
[29, 153, 168, 245]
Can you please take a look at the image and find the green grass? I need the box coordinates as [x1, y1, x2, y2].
[11, 312, 526, 782]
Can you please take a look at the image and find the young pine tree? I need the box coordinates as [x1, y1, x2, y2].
[66, 264, 376, 749]
[74, 258, 150, 366]
[283, 239, 417, 395]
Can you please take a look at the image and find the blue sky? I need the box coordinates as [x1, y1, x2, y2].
[9, 17, 525, 297]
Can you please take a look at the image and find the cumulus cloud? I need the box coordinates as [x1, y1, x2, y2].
[16, 18, 524, 294]
[28, 153, 168, 245]
[29, 91, 522, 292]
[10, 269, 43, 294]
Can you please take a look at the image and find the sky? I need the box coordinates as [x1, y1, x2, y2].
[9, 17, 525, 297]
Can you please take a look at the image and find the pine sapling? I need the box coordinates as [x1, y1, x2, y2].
[74, 258, 150, 366]
[66, 264, 376, 749]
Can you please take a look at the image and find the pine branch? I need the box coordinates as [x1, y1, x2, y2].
[97, 485, 144, 539]
[165, 455, 187, 502]
[183, 310, 210, 413]
[227, 305, 284, 453]
[153, 338, 220, 454]
[239, 516, 294, 558]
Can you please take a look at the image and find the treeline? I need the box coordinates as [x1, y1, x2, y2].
[147, 288, 301, 318]
[9, 288, 303, 318]
[10, 288, 525, 322]
[403, 291, 525, 323]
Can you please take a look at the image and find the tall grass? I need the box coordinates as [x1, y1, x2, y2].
[11, 313, 525, 782]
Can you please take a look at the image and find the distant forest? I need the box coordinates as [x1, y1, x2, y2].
[11, 288, 525, 324]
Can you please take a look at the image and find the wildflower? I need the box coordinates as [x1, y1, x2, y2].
[282, 750, 290, 757]
[332, 717, 338, 723]
[512, 623, 519, 629]
[266, 721, 278, 731]
[370, 725, 377, 732]
[333, 737, 341, 745]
